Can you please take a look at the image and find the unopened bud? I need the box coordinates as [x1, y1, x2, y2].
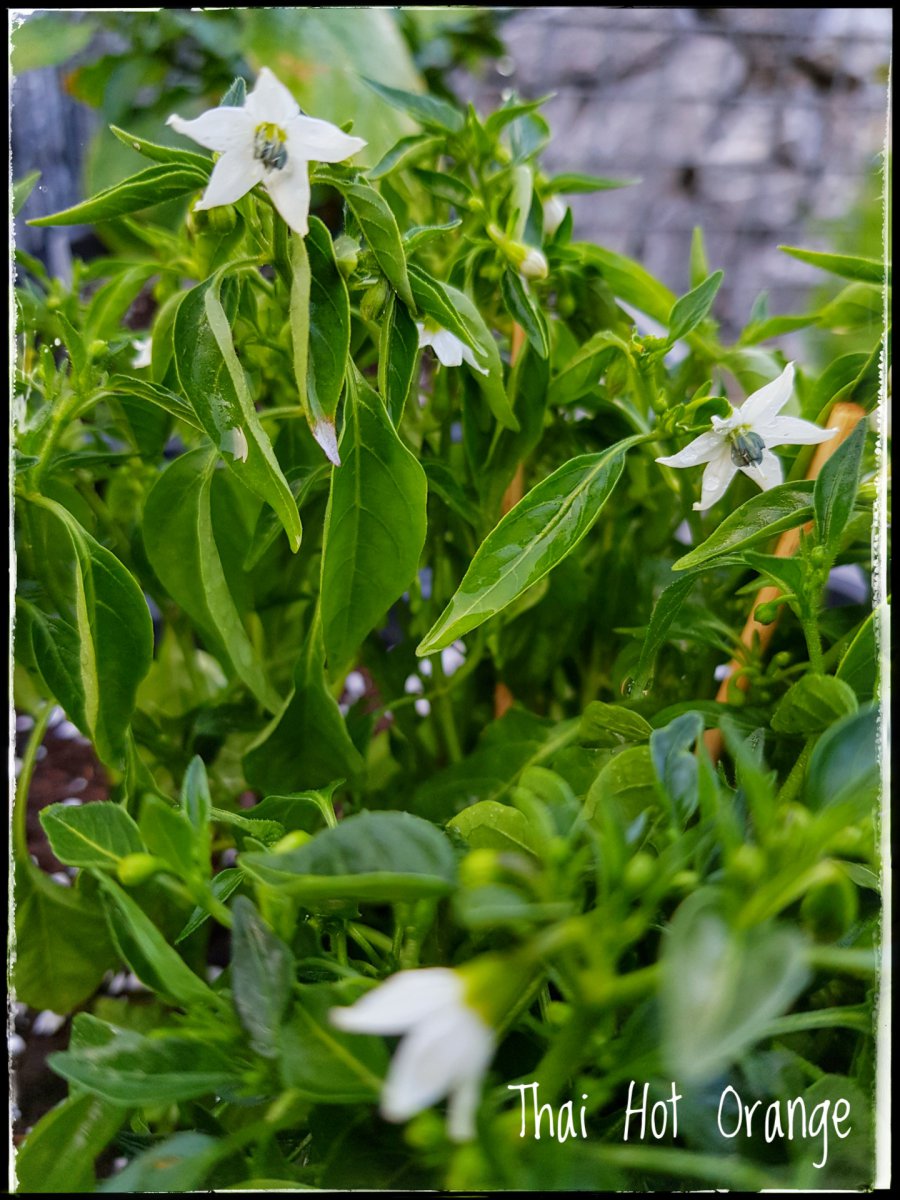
[543, 194, 567, 237]
[754, 599, 783, 625]
[519, 246, 549, 280]
[333, 235, 360, 278]
[117, 853, 165, 886]
[272, 830, 312, 854]
[360, 276, 389, 322]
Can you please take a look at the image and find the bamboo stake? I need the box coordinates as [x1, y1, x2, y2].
[703, 400, 867, 763]
[494, 323, 528, 720]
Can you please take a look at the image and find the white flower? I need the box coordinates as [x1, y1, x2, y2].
[167, 68, 366, 237]
[329, 967, 495, 1141]
[518, 246, 549, 280]
[131, 336, 152, 369]
[417, 323, 489, 376]
[656, 363, 837, 511]
[543, 194, 567, 237]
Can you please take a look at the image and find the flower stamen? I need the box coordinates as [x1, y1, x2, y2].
[253, 121, 288, 172]
[729, 427, 766, 468]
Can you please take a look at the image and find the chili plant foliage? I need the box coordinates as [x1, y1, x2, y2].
[12, 68, 887, 1193]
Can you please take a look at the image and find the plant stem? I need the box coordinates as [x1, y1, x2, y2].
[13, 702, 54, 863]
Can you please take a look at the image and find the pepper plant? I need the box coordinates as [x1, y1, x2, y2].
[11, 67, 887, 1192]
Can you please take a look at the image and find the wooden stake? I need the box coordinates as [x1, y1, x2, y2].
[703, 401, 867, 763]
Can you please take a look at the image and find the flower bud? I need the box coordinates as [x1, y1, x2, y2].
[333, 234, 360, 278]
[360, 276, 389, 322]
[543, 194, 567, 237]
[518, 246, 549, 280]
[272, 830, 312, 854]
[623, 851, 657, 895]
[459, 848, 502, 889]
[754, 599, 783, 625]
[117, 852, 165, 886]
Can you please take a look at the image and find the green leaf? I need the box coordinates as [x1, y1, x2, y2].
[174, 271, 303, 551]
[580, 244, 676, 324]
[407, 264, 479, 353]
[410, 168, 473, 207]
[368, 133, 445, 179]
[95, 874, 220, 1010]
[628, 574, 698, 694]
[280, 983, 388, 1101]
[661, 890, 810, 1083]
[579, 701, 653, 745]
[143, 449, 280, 711]
[362, 76, 464, 133]
[667, 270, 724, 344]
[13, 862, 118, 1012]
[110, 124, 212, 172]
[13, 170, 41, 216]
[320, 367, 427, 671]
[547, 330, 631, 407]
[378, 292, 419, 426]
[28, 164, 207, 226]
[104, 375, 202, 431]
[181, 754, 212, 861]
[500, 269, 549, 359]
[813, 417, 866, 554]
[689, 226, 710, 289]
[483, 344, 550, 514]
[672, 482, 817, 571]
[317, 171, 413, 307]
[50, 1026, 238, 1104]
[418, 437, 640, 654]
[583, 745, 658, 828]
[243, 617, 364, 795]
[97, 1132, 223, 1194]
[444, 282, 519, 430]
[21, 497, 153, 766]
[305, 217, 351, 453]
[805, 706, 879, 814]
[779, 245, 889, 287]
[835, 607, 879, 702]
[484, 94, 553, 136]
[40, 801, 143, 869]
[175, 868, 243, 944]
[447, 800, 541, 857]
[139, 795, 198, 878]
[239, 810, 457, 901]
[546, 171, 638, 194]
[15, 1092, 126, 1194]
[650, 711, 704, 821]
[770, 674, 859, 735]
[231, 897, 295, 1058]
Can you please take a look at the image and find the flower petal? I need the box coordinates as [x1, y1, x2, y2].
[265, 160, 311, 236]
[445, 1050, 493, 1142]
[195, 151, 261, 210]
[244, 67, 299, 126]
[329, 968, 461, 1036]
[460, 342, 490, 377]
[694, 444, 739, 511]
[430, 328, 466, 368]
[737, 361, 795, 425]
[756, 416, 838, 448]
[740, 449, 784, 492]
[656, 429, 726, 469]
[380, 1005, 493, 1122]
[288, 114, 366, 163]
[166, 108, 252, 154]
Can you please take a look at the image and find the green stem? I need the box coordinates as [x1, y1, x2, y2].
[13, 702, 54, 863]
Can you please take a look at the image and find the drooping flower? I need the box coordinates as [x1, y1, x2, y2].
[656, 363, 837, 511]
[329, 966, 496, 1141]
[417, 322, 489, 376]
[166, 68, 366, 237]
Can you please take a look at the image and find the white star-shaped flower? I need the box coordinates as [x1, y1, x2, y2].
[166, 68, 366, 237]
[417, 322, 489, 376]
[656, 362, 838, 511]
[329, 967, 495, 1141]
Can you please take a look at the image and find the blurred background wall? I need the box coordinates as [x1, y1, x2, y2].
[453, 7, 891, 335]
[11, 7, 891, 338]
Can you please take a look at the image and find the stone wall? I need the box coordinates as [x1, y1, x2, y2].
[455, 7, 891, 336]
